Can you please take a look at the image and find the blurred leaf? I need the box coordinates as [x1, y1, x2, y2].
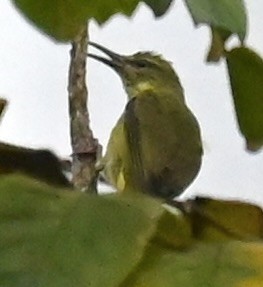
[0, 175, 165, 287]
[123, 198, 263, 287]
[0, 98, 7, 119]
[206, 27, 231, 62]
[188, 197, 263, 241]
[185, 0, 247, 62]
[11, 0, 173, 41]
[184, 0, 247, 42]
[153, 204, 192, 248]
[1, 176, 263, 287]
[123, 241, 263, 287]
[226, 47, 263, 152]
[0, 142, 70, 187]
[144, 0, 173, 17]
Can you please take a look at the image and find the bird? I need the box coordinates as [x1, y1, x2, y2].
[88, 42, 203, 201]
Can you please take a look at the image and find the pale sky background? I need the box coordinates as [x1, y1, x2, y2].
[0, 1, 262, 205]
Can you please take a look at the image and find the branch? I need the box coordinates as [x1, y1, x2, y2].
[68, 23, 101, 193]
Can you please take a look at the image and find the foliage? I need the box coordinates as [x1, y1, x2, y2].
[10, 0, 263, 151]
[0, 175, 263, 287]
[0, 0, 263, 286]
[226, 47, 263, 152]
[185, 0, 247, 42]
[11, 0, 173, 41]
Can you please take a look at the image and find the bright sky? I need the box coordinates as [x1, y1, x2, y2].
[0, 1, 262, 205]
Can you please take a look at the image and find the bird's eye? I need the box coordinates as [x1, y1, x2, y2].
[135, 60, 148, 68]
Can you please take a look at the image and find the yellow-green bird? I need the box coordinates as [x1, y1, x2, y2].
[88, 42, 203, 200]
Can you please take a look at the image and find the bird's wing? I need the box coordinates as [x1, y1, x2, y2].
[123, 90, 197, 199]
[123, 91, 168, 195]
[123, 97, 146, 193]
[101, 116, 125, 189]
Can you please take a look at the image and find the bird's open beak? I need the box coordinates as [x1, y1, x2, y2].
[87, 42, 125, 71]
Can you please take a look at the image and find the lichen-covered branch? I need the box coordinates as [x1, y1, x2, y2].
[68, 23, 100, 193]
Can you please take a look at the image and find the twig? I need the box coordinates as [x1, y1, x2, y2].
[68, 23, 100, 193]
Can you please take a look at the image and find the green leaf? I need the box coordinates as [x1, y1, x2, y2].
[206, 27, 231, 62]
[1, 176, 263, 286]
[0, 175, 165, 287]
[12, 0, 87, 42]
[144, 0, 174, 17]
[11, 0, 173, 41]
[122, 198, 263, 287]
[188, 197, 263, 241]
[123, 241, 263, 287]
[184, 0, 247, 42]
[153, 204, 192, 248]
[226, 47, 263, 152]
[184, 0, 247, 62]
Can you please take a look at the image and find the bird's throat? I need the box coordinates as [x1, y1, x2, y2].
[126, 81, 154, 98]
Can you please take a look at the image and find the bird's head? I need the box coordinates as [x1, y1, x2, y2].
[88, 42, 184, 100]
